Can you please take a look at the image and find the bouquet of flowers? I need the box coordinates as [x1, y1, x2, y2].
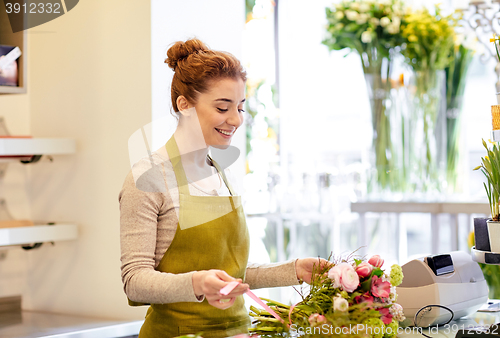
[401, 5, 458, 73]
[249, 254, 405, 338]
[323, 0, 406, 65]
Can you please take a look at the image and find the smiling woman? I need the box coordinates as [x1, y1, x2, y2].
[176, 78, 246, 150]
[119, 38, 328, 338]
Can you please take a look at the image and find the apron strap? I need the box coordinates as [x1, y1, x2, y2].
[208, 154, 236, 196]
[165, 136, 190, 195]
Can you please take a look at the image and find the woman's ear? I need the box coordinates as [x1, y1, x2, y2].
[177, 96, 192, 116]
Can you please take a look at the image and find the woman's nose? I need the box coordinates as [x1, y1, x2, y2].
[227, 108, 243, 128]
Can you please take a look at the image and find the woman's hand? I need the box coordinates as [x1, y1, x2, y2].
[192, 270, 249, 309]
[295, 257, 331, 284]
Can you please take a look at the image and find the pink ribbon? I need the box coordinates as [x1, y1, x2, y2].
[220, 281, 285, 324]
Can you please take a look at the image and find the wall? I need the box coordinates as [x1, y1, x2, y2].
[0, 0, 152, 320]
[0, 0, 245, 321]
[26, 0, 152, 319]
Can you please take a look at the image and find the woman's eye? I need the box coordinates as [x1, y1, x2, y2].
[217, 108, 228, 112]
[238, 109, 245, 113]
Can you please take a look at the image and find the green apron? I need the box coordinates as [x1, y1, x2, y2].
[137, 136, 250, 338]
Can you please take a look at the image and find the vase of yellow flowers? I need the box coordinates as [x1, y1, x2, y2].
[401, 5, 458, 196]
[323, 0, 407, 197]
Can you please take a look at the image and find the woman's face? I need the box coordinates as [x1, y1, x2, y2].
[192, 77, 245, 148]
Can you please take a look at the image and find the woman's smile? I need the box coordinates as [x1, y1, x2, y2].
[215, 128, 235, 138]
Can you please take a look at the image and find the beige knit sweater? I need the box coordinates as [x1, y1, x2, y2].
[119, 146, 299, 304]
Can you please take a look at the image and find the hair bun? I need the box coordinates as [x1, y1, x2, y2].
[165, 39, 209, 71]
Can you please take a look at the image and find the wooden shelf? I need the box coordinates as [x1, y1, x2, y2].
[0, 224, 77, 247]
[0, 1, 27, 94]
[0, 138, 76, 156]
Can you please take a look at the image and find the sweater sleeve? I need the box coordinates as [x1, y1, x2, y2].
[119, 166, 203, 304]
[244, 259, 300, 289]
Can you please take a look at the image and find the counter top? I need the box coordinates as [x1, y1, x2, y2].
[0, 310, 143, 338]
[2, 308, 498, 338]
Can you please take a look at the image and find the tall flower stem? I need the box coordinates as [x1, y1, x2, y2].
[445, 44, 473, 193]
[446, 105, 462, 192]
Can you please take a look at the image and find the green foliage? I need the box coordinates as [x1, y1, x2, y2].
[445, 43, 474, 111]
[245, 0, 256, 19]
[480, 263, 500, 299]
[445, 41, 474, 191]
[372, 268, 383, 277]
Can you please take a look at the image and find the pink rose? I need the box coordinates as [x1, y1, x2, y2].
[368, 255, 384, 268]
[341, 267, 360, 292]
[378, 307, 393, 325]
[309, 313, 327, 326]
[355, 262, 373, 278]
[371, 275, 391, 298]
[328, 263, 360, 293]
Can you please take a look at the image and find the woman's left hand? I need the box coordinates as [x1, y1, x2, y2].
[295, 257, 331, 284]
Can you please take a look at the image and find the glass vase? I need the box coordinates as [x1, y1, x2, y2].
[407, 69, 447, 197]
[364, 58, 407, 199]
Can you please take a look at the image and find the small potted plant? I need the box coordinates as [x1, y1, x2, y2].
[474, 139, 500, 252]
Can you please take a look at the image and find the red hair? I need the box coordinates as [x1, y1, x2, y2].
[165, 39, 247, 113]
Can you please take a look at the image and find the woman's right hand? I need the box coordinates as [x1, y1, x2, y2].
[192, 270, 249, 309]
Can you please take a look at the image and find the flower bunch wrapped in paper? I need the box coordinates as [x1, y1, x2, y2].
[249, 254, 405, 338]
